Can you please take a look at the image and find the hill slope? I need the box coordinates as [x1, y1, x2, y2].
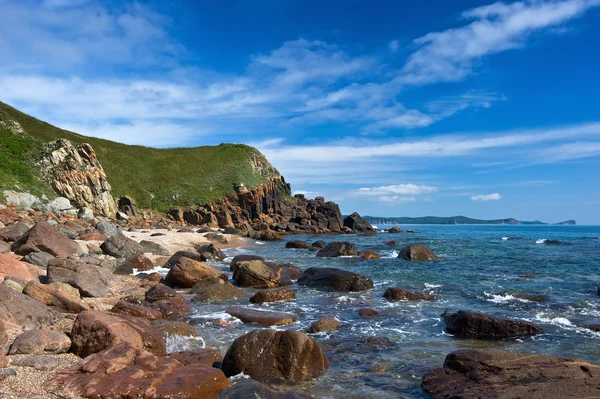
[0, 101, 279, 211]
[363, 215, 547, 225]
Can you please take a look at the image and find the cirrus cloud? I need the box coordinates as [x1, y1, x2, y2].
[471, 193, 502, 201]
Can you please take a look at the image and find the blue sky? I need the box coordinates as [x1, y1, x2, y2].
[1, 0, 600, 223]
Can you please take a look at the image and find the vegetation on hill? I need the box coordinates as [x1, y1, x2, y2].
[362, 215, 547, 225]
[0, 101, 279, 211]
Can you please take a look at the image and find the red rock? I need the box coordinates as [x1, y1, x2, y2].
[0, 253, 44, 282]
[51, 342, 230, 399]
[77, 232, 108, 241]
[12, 222, 75, 258]
[111, 300, 163, 321]
[169, 348, 222, 366]
[146, 272, 162, 282]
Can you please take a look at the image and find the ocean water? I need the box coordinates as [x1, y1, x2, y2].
[186, 225, 600, 398]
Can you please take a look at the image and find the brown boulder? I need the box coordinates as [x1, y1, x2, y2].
[9, 329, 71, 354]
[443, 310, 543, 339]
[149, 300, 191, 320]
[387, 226, 403, 233]
[126, 253, 154, 272]
[316, 241, 357, 257]
[47, 258, 109, 297]
[111, 300, 163, 321]
[152, 320, 198, 337]
[12, 222, 75, 258]
[0, 253, 44, 282]
[145, 283, 183, 303]
[191, 277, 245, 302]
[196, 243, 226, 261]
[0, 284, 62, 330]
[229, 254, 264, 271]
[169, 348, 222, 366]
[0, 221, 30, 242]
[23, 280, 91, 313]
[384, 287, 437, 301]
[285, 240, 311, 249]
[165, 256, 221, 288]
[51, 342, 230, 399]
[232, 259, 293, 289]
[250, 287, 296, 304]
[222, 329, 328, 383]
[358, 308, 383, 318]
[297, 267, 373, 292]
[77, 232, 108, 241]
[227, 307, 297, 326]
[359, 249, 381, 260]
[307, 317, 341, 333]
[70, 311, 166, 357]
[422, 349, 600, 399]
[398, 244, 438, 261]
[258, 230, 283, 241]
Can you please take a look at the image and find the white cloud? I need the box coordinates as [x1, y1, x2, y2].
[399, 0, 600, 85]
[388, 40, 400, 52]
[534, 141, 600, 163]
[357, 184, 439, 196]
[471, 193, 502, 201]
[379, 196, 417, 203]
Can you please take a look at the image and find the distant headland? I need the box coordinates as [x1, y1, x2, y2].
[361, 215, 576, 225]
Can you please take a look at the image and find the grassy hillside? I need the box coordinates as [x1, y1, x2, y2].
[0, 101, 279, 211]
[363, 215, 547, 225]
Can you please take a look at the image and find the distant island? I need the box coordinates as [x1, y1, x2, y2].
[361, 215, 576, 225]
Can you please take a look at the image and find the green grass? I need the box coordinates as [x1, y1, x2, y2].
[0, 101, 279, 211]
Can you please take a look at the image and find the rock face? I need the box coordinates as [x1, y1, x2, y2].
[164, 257, 222, 288]
[9, 329, 71, 354]
[38, 139, 117, 218]
[52, 342, 230, 399]
[384, 287, 437, 301]
[422, 349, 600, 399]
[47, 258, 109, 297]
[298, 267, 373, 292]
[398, 244, 438, 261]
[12, 222, 75, 258]
[316, 242, 357, 257]
[343, 212, 373, 232]
[168, 176, 344, 234]
[222, 329, 328, 383]
[443, 310, 543, 339]
[227, 307, 298, 326]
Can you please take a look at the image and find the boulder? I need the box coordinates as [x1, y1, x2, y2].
[443, 310, 543, 339]
[197, 243, 226, 261]
[0, 284, 62, 330]
[152, 320, 199, 337]
[11, 355, 74, 371]
[96, 221, 121, 237]
[205, 232, 228, 244]
[100, 234, 144, 258]
[111, 300, 163, 321]
[165, 256, 221, 288]
[387, 226, 403, 233]
[78, 207, 94, 220]
[149, 300, 191, 320]
[191, 277, 245, 302]
[230, 254, 265, 271]
[0, 253, 44, 282]
[3, 278, 24, 292]
[23, 280, 91, 313]
[258, 230, 283, 242]
[422, 349, 600, 399]
[117, 195, 138, 217]
[359, 249, 381, 260]
[227, 307, 297, 326]
[70, 311, 166, 357]
[139, 240, 170, 256]
[0, 221, 30, 242]
[218, 379, 314, 399]
[232, 259, 293, 288]
[12, 222, 75, 258]
[307, 317, 341, 333]
[22, 251, 55, 268]
[145, 284, 183, 303]
[0, 241, 10, 253]
[343, 212, 373, 232]
[9, 329, 71, 354]
[384, 240, 398, 246]
[250, 287, 296, 304]
[384, 287, 437, 301]
[126, 253, 154, 272]
[398, 244, 438, 261]
[47, 258, 109, 297]
[51, 342, 230, 399]
[77, 232, 108, 241]
[311, 240, 326, 249]
[170, 348, 222, 366]
[285, 240, 311, 249]
[222, 329, 328, 383]
[298, 267, 373, 292]
[316, 242, 357, 257]
[358, 308, 384, 318]
[2, 190, 37, 210]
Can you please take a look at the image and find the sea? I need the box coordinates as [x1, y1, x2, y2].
[180, 224, 600, 398]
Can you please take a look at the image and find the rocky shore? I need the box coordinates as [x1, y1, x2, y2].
[1, 201, 599, 399]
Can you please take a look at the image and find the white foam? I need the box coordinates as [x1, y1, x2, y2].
[131, 266, 169, 276]
[502, 236, 510, 241]
[483, 292, 530, 303]
[424, 283, 442, 289]
[166, 334, 205, 354]
[536, 239, 547, 244]
[383, 250, 399, 258]
[533, 313, 574, 327]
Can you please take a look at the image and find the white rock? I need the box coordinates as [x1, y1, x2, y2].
[3, 190, 38, 210]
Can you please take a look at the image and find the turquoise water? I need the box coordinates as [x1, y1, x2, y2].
[189, 225, 600, 398]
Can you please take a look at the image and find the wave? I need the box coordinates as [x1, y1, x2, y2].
[502, 236, 522, 241]
[383, 250, 399, 259]
[131, 266, 169, 276]
[536, 239, 563, 245]
[484, 292, 531, 303]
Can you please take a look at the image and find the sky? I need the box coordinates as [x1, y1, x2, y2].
[1, 0, 600, 224]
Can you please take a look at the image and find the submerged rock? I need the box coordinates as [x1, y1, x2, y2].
[285, 240, 311, 249]
[307, 317, 341, 333]
[384, 287, 437, 301]
[443, 310, 543, 339]
[298, 267, 373, 292]
[227, 307, 297, 326]
[191, 277, 245, 302]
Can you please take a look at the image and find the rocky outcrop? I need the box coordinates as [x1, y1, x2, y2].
[422, 349, 600, 399]
[168, 177, 344, 234]
[343, 212, 373, 231]
[443, 310, 543, 339]
[38, 139, 117, 218]
[222, 329, 328, 383]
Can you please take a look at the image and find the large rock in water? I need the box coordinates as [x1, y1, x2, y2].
[316, 242, 357, 257]
[164, 256, 222, 288]
[222, 329, 328, 383]
[191, 277, 245, 302]
[250, 287, 296, 304]
[70, 311, 166, 357]
[298, 267, 373, 292]
[12, 222, 76, 258]
[384, 287, 437, 301]
[227, 307, 298, 326]
[232, 259, 293, 288]
[422, 349, 600, 399]
[0, 284, 62, 330]
[218, 379, 313, 399]
[47, 258, 109, 297]
[100, 234, 144, 258]
[343, 212, 373, 232]
[38, 139, 117, 218]
[397, 244, 438, 261]
[443, 310, 543, 339]
[51, 342, 230, 399]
